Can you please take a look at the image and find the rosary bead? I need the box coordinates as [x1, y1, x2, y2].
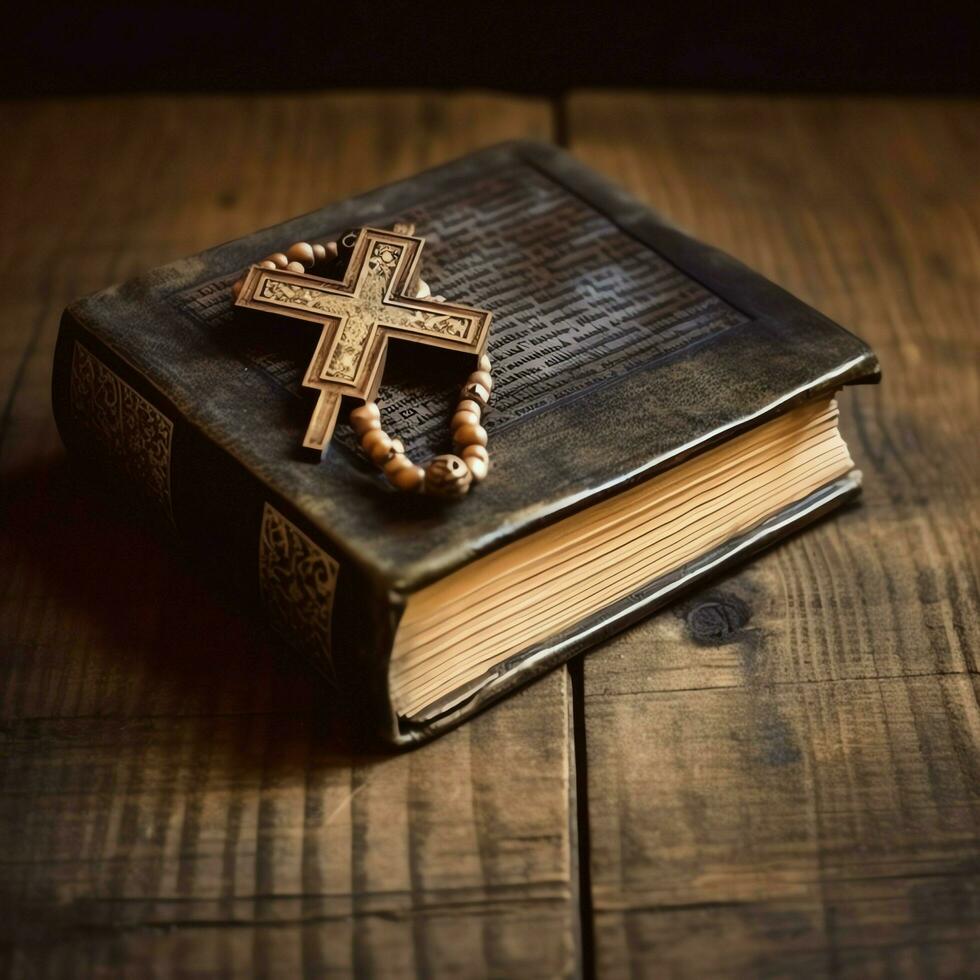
[460, 381, 490, 409]
[462, 444, 489, 465]
[453, 422, 488, 448]
[323, 241, 339, 259]
[384, 453, 413, 478]
[312, 243, 327, 262]
[462, 443, 489, 480]
[416, 279, 431, 299]
[457, 398, 482, 418]
[392, 464, 425, 492]
[368, 436, 394, 466]
[232, 279, 243, 298]
[361, 427, 389, 453]
[351, 416, 380, 437]
[350, 402, 380, 435]
[464, 455, 489, 481]
[468, 369, 493, 392]
[478, 353, 492, 373]
[258, 259, 277, 270]
[451, 409, 480, 432]
[351, 401, 380, 421]
[425, 455, 472, 497]
[285, 261, 306, 274]
[286, 242, 315, 267]
[390, 437, 405, 455]
[266, 253, 289, 269]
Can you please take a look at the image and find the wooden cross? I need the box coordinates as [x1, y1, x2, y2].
[235, 227, 492, 459]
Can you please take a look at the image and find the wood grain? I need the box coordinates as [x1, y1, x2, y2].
[0, 94, 579, 978]
[3, 91, 978, 978]
[566, 93, 980, 977]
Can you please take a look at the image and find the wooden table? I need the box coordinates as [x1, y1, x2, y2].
[1, 92, 977, 978]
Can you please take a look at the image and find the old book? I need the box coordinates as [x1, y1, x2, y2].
[52, 141, 879, 746]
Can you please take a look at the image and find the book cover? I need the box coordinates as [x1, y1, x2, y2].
[52, 140, 880, 745]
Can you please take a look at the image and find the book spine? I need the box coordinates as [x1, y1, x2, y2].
[51, 309, 402, 743]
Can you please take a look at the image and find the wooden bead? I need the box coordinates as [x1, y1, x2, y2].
[478, 353, 492, 373]
[465, 455, 489, 482]
[258, 259, 277, 269]
[369, 437, 394, 466]
[361, 428, 389, 454]
[232, 279, 243, 298]
[351, 402, 380, 421]
[350, 403, 380, 436]
[266, 253, 289, 269]
[460, 382, 490, 409]
[384, 453, 413, 479]
[285, 261, 306, 273]
[323, 241, 339, 259]
[462, 444, 489, 465]
[312, 243, 327, 261]
[424, 455, 472, 497]
[390, 437, 405, 455]
[286, 242, 315, 267]
[454, 423, 488, 448]
[451, 409, 480, 431]
[457, 399, 482, 418]
[392, 464, 425, 492]
[469, 370, 493, 392]
[351, 415, 380, 437]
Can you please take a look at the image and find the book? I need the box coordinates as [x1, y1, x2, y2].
[52, 140, 880, 746]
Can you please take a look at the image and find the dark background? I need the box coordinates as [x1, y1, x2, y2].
[6, 2, 979, 97]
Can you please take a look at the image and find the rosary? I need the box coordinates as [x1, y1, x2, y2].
[232, 225, 494, 498]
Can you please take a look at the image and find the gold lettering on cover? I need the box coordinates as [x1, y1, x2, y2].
[70, 342, 174, 523]
[235, 228, 492, 459]
[258, 502, 339, 682]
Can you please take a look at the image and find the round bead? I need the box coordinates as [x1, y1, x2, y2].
[416, 279, 431, 299]
[392, 464, 425, 492]
[312, 243, 327, 262]
[266, 253, 289, 269]
[469, 369, 493, 392]
[457, 399, 482, 418]
[454, 423, 488, 448]
[286, 242, 315, 267]
[451, 409, 480, 432]
[368, 437, 394, 466]
[350, 403, 381, 435]
[351, 415, 380, 437]
[465, 455, 489, 481]
[461, 444, 489, 465]
[478, 353, 492, 373]
[361, 428, 390, 454]
[432, 295, 446, 303]
[258, 259, 277, 269]
[390, 437, 405, 455]
[424, 455, 472, 497]
[285, 261, 306, 273]
[323, 241, 339, 259]
[384, 453, 413, 479]
[460, 382, 490, 410]
[232, 279, 243, 298]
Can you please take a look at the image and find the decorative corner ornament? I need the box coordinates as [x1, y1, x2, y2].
[232, 226, 494, 496]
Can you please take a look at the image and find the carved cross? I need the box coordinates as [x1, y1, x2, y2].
[235, 227, 492, 459]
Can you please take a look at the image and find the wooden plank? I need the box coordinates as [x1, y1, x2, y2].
[0, 94, 579, 978]
[566, 93, 980, 977]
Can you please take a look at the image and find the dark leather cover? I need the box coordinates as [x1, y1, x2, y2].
[52, 141, 880, 746]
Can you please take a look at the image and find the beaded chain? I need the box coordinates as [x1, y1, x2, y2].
[232, 235, 493, 499]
